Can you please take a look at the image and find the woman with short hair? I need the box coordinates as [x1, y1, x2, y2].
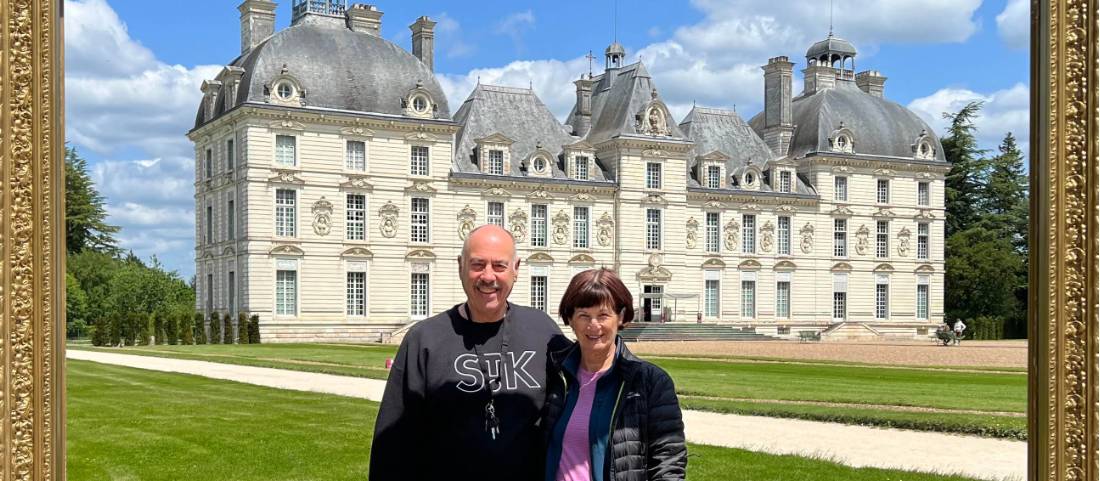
[543, 268, 687, 481]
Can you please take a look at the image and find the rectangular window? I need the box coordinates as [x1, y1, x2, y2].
[646, 162, 662, 189]
[487, 150, 504, 175]
[411, 198, 430, 243]
[487, 202, 504, 227]
[742, 214, 756, 254]
[643, 285, 664, 313]
[204, 148, 213, 179]
[918, 222, 930, 260]
[226, 139, 235, 171]
[205, 205, 213, 244]
[778, 216, 791, 255]
[875, 280, 889, 320]
[776, 281, 791, 319]
[706, 165, 721, 189]
[876, 220, 889, 258]
[410, 145, 430, 176]
[276, 270, 297, 316]
[530, 276, 548, 312]
[531, 205, 547, 248]
[705, 212, 720, 253]
[346, 140, 366, 171]
[705, 280, 720, 317]
[917, 283, 930, 320]
[573, 207, 590, 248]
[206, 273, 214, 314]
[877, 179, 890, 204]
[227, 199, 235, 240]
[346, 194, 366, 241]
[834, 176, 847, 201]
[575, 156, 589, 180]
[779, 171, 792, 193]
[834, 218, 847, 257]
[741, 280, 756, 319]
[275, 135, 296, 167]
[410, 273, 429, 318]
[646, 209, 662, 250]
[918, 182, 930, 206]
[347, 271, 366, 317]
[227, 271, 236, 315]
[833, 292, 847, 320]
[275, 189, 296, 237]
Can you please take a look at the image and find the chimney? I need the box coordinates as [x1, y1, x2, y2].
[856, 70, 887, 98]
[762, 56, 795, 157]
[239, 0, 277, 55]
[573, 77, 596, 137]
[802, 65, 836, 96]
[346, 4, 383, 36]
[410, 16, 437, 71]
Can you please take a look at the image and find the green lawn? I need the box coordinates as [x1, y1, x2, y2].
[70, 343, 1027, 439]
[67, 360, 980, 481]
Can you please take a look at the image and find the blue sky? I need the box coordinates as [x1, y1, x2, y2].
[65, 0, 1030, 280]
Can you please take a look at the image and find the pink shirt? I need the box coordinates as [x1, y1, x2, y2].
[555, 367, 605, 481]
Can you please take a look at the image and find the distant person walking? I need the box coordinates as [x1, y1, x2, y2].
[953, 319, 967, 345]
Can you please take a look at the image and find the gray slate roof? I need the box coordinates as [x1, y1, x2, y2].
[749, 80, 946, 161]
[452, 84, 602, 179]
[195, 14, 449, 128]
[680, 106, 775, 170]
[567, 62, 687, 144]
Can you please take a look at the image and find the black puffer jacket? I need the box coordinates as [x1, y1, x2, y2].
[543, 340, 687, 481]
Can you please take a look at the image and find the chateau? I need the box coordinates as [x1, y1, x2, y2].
[190, 0, 948, 342]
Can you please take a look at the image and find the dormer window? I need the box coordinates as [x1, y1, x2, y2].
[829, 124, 856, 154]
[532, 156, 547, 174]
[404, 81, 436, 119]
[778, 170, 792, 193]
[706, 165, 721, 189]
[913, 131, 937, 160]
[276, 81, 295, 101]
[744, 172, 756, 187]
[487, 150, 504, 175]
[575, 156, 590, 180]
[267, 66, 304, 107]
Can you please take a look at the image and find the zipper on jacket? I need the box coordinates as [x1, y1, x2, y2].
[603, 381, 627, 481]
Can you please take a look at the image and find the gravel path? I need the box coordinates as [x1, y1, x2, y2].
[628, 340, 1028, 369]
[68, 350, 1025, 480]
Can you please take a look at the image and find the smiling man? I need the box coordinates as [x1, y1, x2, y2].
[370, 224, 566, 481]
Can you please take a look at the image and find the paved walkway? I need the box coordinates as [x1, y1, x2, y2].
[68, 350, 1026, 481]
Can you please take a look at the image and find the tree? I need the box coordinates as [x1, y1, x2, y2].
[64, 146, 119, 255]
[983, 132, 1029, 252]
[941, 102, 988, 238]
[65, 273, 90, 339]
[945, 227, 1024, 327]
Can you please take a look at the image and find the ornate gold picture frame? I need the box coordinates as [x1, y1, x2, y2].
[0, 0, 1094, 479]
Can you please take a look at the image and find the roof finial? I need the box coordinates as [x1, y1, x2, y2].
[613, 0, 619, 43]
[586, 50, 595, 78]
[829, 0, 834, 36]
[476, 75, 481, 85]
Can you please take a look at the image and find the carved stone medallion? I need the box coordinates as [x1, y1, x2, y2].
[457, 205, 476, 240]
[596, 212, 615, 247]
[686, 217, 699, 249]
[552, 210, 570, 245]
[509, 208, 528, 243]
[897, 227, 912, 256]
[311, 197, 333, 236]
[855, 224, 871, 255]
[724, 219, 740, 251]
[378, 201, 400, 238]
[760, 220, 775, 253]
[800, 222, 815, 254]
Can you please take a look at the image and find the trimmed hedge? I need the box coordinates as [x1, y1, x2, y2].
[178, 311, 194, 345]
[209, 314, 222, 345]
[237, 312, 249, 345]
[153, 312, 167, 345]
[248, 314, 261, 344]
[222, 313, 233, 345]
[136, 314, 152, 346]
[194, 312, 207, 345]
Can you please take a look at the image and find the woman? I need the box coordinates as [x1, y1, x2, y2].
[543, 268, 687, 481]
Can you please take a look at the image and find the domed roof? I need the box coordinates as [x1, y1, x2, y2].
[606, 42, 626, 56]
[749, 82, 945, 161]
[195, 14, 449, 128]
[806, 34, 858, 60]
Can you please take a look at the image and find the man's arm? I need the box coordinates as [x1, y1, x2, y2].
[369, 335, 425, 481]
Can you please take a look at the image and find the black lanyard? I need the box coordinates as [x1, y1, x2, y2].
[465, 303, 511, 441]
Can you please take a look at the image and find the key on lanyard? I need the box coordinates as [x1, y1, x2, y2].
[485, 400, 501, 440]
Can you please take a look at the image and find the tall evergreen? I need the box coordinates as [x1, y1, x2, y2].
[983, 132, 1029, 252]
[65, 146, 120, 255]
[941, 102, 988, 238]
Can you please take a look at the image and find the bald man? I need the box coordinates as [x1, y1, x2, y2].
[370, 225, 567, 481]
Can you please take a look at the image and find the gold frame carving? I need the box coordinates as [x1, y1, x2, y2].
[1, 0, 1097, 479]
[1030, 1, 1100, 480]
[2, 0, 66, 478]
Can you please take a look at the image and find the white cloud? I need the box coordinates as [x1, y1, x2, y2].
[907, 83, 1030, 154]
[65, 0, 209, 278]
[996, 0, 1030, 50]
[495, 10, 536, 54]
[435, 12, 476, 59]
[438, 57, 590, 119]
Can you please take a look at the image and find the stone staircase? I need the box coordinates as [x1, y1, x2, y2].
[619, 323, 779, 342]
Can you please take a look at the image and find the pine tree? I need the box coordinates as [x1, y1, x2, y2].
[64, 146, 120, 255]
[983, 132, 1029, 252]
[941, 102, 988, 238]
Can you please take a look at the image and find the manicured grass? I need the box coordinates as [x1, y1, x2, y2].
[70, 343, 1027, 438]
[682, 398, 1027, 441]
[67, 360, 980, 481]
